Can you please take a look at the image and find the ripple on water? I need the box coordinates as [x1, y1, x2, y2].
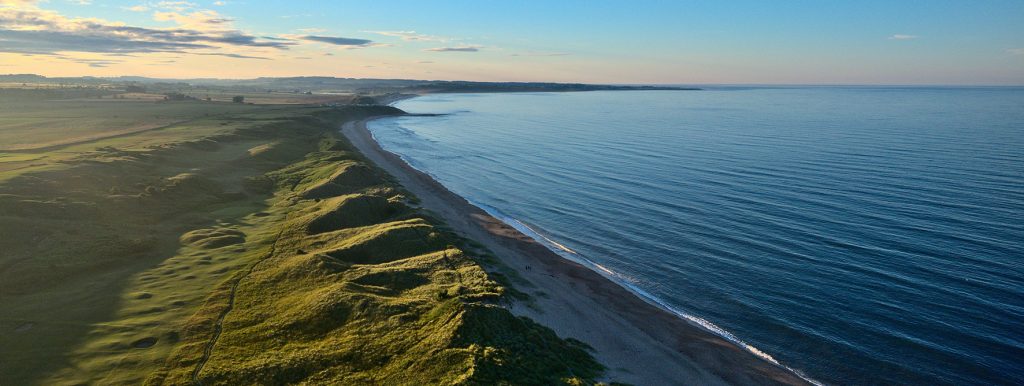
[368, 88, 1024, 385]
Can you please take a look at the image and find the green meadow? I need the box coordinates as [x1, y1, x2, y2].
[0, 91, 603, 385]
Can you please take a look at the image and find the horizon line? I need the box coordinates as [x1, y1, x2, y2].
[3, 73, 1022, 88]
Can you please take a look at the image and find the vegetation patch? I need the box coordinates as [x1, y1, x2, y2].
[0, 98, 604, 385]
[305, 194, 401, 234]
[181, 228, 247, 249]
[300, 163, 383, 199]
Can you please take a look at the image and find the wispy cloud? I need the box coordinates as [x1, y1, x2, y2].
[1007, 48, 1024, 56]
[153, 1, 198, 12]
[193, 52, 269, 60]
[888, 34, 918, 40]
[53, 55, 124, 68]
[0, 1, 37, 7]
[78, 60, 118, 67]
[510, 51, 569, 57]
[425, 45, 482, 52]
[300, 35, 373, 46]
[367, 30, 448, 42]
[152, 9, 237, 30]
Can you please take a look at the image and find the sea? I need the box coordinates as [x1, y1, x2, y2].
[366, 87, 1024, 385]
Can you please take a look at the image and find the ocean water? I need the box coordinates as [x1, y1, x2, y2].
[367, 88, 1024, 385]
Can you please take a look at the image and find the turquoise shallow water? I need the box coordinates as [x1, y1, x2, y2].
[367, 88, 1024, 385]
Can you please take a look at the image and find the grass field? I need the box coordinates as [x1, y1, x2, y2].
[0, 93, 604, 385]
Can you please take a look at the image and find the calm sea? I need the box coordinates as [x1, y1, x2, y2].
[367, 88, 1024, 385]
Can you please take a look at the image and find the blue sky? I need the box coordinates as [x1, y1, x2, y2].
[2, 0, 1023, 84]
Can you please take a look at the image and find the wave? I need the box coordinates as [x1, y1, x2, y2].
[467, 200, 825, 386]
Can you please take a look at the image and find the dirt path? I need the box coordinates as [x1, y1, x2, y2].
[191, 230, 283, 385]
[343, 118, 814, 386]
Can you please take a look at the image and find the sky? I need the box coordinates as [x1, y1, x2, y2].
[1, 0, 1022, 85]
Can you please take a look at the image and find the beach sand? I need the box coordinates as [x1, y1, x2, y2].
[343, 118, 812, 385]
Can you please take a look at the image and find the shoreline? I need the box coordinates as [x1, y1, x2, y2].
[460, 198, 818, 382]
[372, 92, 420, 106]
[343, 115, 814, 385]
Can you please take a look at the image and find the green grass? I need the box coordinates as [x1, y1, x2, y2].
[0, 102, 327, 384]
[0, 99, 604, 385]
[0, 96, 262, 151]
[0, 88, 320, 181]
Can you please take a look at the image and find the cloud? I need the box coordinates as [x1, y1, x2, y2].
[53, 56, 124, 68]
[153, 10, 236, 30]
[510, 51, 569, 57]
[153, 1, 197, 12]
[425, 45, 482, 52]
[1007, 48, 1024, 56]
[0, 29, 212, 54]
[888, 34, 918, 40]
[0, 4, 294, 56]
[366, 30, 447, 42]
[416, 60, 433, 64]
[79, 60, 118, 67]
[1, 0, 396, 67]
[299, 35, 373, 46]
[192, 52, 269, 60]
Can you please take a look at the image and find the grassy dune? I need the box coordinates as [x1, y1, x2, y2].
[0, 95, 603, 384]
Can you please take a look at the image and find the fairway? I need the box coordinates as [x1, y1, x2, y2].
[0, 92, 265, 151]
[0, 89, 327, 182]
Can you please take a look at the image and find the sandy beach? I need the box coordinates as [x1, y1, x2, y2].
[343, 117, 813, 385]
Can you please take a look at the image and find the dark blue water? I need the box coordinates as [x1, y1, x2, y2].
[367, 88, 1024, 385]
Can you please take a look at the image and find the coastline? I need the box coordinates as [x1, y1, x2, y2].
[343, 115, 814, 385]
[372, 92, 420, 106]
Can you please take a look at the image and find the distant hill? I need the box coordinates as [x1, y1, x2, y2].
[0, 74, 112, 85]
[1, 74, 699, 93]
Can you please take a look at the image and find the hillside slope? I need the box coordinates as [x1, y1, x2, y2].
[0, 103, 603, 385]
